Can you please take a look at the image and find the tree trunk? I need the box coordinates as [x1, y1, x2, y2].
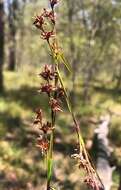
[67, 0, 77, 107]
[92, 115, 115, 190]
[16, 1, 26, 69]
[116, 62, 121, 90]
[8, 0, 18, 71]
[83, 66, 93, 104]
[0, 0, 4, 93]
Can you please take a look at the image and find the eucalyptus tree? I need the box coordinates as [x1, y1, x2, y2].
[0, 0, 4, 92]
[7, 0, 19, 71]
[59, 0, 121, 103]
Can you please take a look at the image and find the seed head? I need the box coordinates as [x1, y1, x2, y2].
[56, 87, 64, 98]
[34, 108, 43, 125]
[39, 83, 54, 95]
[40, 121, 54, 134]
[36, 137, 49, 154]
[43, 9, 55, 24]
[40, 64, 55, 81]
[41, 31, 55, 41]
[33, 15, 44, 31]
[49, 98, 62, 112]
[84, 176, 100, 190]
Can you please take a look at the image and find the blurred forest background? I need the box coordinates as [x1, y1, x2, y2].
[0, 0, 121, 189]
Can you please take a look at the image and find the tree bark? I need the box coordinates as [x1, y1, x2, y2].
[0, 0, 4, 93]
[92, 115, 114, 190]
[16, 1, 26, 69]
[8, 0, 18, 71]
[67, 0, 78, 107]
[83, 66, 93, 103]
[116, 62, 121, 90]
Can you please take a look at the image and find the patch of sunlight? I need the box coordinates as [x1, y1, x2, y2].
[4, 71, 21, 90]
[100, 99, 115, 109]
[0, 141, 23, 160]
[4, 70, 39, 90]
[93, 93, 115, 110]
[111, 104, 121, 114]
[76, 104, 100, 116]
[0, 98, 8, 112]
[96, 72, 112, 84]
[0, 98, 32, 119]
[91, 92, 103, 105]
[100, 99, 121, 113]
[8, 101, 32, 118]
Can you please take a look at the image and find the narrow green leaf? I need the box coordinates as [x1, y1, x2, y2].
[56, 66, 72, 113]
[47, 158, 53, 181]
[60, 53, 72, 73]
[47, 132, 54, 182]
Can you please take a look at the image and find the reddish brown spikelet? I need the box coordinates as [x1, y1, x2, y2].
[84, 176, 100, 190]
[40, 83, 54, 95]
[78, 159, 90, 173]
[56, 87, 64, 98]
[49, 98, 62, 112]
[36, 137, 49, 153]
[43, 9, 55, 24]
[41, 31, 55, 41]
[33, 15, 44, 30]
[40, 64, 55, 81]
[40, 121, 54, 134]
[33, 9, 55, 42]
[34, 108, 43, 125]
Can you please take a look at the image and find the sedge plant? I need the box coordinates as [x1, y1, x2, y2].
[33, 0, 104, 189]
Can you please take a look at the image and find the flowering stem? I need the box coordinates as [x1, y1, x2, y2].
[47, 64, 58, 190]
[33, 0, 104, 189]
[55, 63, 83, 152]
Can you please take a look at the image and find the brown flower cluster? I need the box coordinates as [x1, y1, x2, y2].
[49, 98, 62, 112]
[40, 65, 55, 81]
[34, 64, 64, 154]
[39, 64, 64, 109]
[33, 0, 60, 42]
[84, 176, 100, 190]
[34, 108, 53, 154]
[71, 154, 101, 190]
[33, 2, 59, 42]
[36, 137, 49, 154]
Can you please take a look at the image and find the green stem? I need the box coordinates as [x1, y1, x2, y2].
[46, 64, 58, 190]
[47, 131, 54, 190]
[56, 65, 83, 152]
